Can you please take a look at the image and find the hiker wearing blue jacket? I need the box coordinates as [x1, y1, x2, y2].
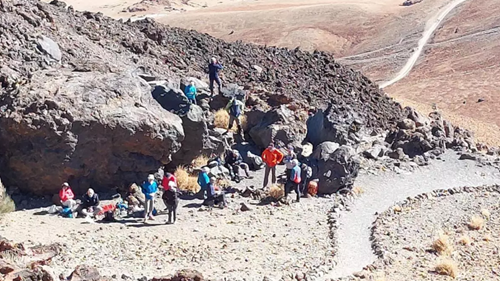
[184, 81, 197, 104]
[225, 97, 244, 135]
[197, 167, 211, 199]
[208, 57, 223, 96]
[141, 174, 158, 223]
[285, 159, 302, 202]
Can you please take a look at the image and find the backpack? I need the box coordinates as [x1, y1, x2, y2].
[229, 100, 241, 117]
[293, 168, 301, 184]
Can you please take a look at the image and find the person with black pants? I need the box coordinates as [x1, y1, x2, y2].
[163, 181, 179, 224]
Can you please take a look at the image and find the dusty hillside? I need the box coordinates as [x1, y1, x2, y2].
[383, 0, 500, 145]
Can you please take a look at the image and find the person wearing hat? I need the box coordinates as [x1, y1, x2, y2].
[141, 174, 158, 222]
[284, 145, 297, 180]
[285, 159, 302, 202]
[59, 182, 76, 209]
[225, 149, 251, 181]
[197, 167, 211, 199]
[224, 97, 244, 135]
[261, 143, 284, 188]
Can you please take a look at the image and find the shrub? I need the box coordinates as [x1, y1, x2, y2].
[0, 192, 15, 214]
[269, 184, 284, 200]
[213, 109, 247, 131]
[174, 166, 200, 193]
[191, 155, 209, 169]
[435, 259, 458, 278]
[432, 234, 453, 255]
[468, 215, 485, 230]
[481, 209, 491, 219]
[458, 235, 471, 246]
[352, 186, 364, 195]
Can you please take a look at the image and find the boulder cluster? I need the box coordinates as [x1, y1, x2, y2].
[0, 0, 490, 197]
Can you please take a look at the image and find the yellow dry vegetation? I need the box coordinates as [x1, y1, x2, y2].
[432, 234, 453, 255]
[468, 215, 485, 230]
[191, 154, 209, 169]
[458, 235, 471, 246]
[435, 259, 458, 278]
[174, 166, 200, 193]
[269, 184, 284, 199]
[213, 109, 247, 131]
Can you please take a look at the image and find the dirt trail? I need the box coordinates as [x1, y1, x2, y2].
[325, 151, 500, 278]
[379, 0, 469, 88]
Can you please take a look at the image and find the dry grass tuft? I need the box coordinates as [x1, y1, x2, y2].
[374, 276, 386, 281]
[432, 234, 453, 255]
[191, 155, 209, 169]
[458, 235, 471, 246]
[483, 234, 492, 242]
[269, 184, 284, 199]
[216, 178, 231, 188]
[352, 186, 365, 195]
[393, 205, 402, 213]
[174, 166, 200, 193]
[468, 215, 485, 230]
[213, 109, 247, 131]
[481, 209, 491, 219]
[0, 193, 15, 214]
[435, 259, 458, 278]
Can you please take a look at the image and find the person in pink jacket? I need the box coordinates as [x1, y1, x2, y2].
[59, 182, 76, 209]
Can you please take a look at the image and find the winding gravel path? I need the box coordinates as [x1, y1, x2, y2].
[325, 151, 500, 279]
[379, 0, 469, 88]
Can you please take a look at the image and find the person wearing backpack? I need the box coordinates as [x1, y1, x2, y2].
[184, 81, 197, 104]
[225, 97, 244, 135]
[300, 163, 313, 197]
[285, 159, 302, 202]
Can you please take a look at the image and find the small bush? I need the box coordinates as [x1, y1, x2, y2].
[435, 259, 458, 278]
[352, 186, 364, 196]
[481, 209, 491, 219]
[483, 234, 492, 242]
[213, 109, 247, 131]
[0, 192, 15, 214]
[269, 184, 284, 200]
[174, 166, 199, 193]
[468, 215, 485, 230]
[191, 155, 209, 169]
[432, 234, 453, 255]
[458, 235, 471, 246]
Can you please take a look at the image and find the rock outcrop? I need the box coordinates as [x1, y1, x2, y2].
[0, 70, 184, 195]
[311, 143, 360, 194]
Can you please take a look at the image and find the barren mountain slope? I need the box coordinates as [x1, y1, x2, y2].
[384, 0, 500, 145]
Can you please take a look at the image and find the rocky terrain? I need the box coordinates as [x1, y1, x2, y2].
[338, 185, 500, 281]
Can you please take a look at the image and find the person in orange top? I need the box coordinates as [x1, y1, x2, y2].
[59, 182, 76, 209]
[261, 142, 284, 188]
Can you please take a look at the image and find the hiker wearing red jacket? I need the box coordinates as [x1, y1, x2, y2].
[161, 172, 177, 191]
[261, 143, 284, 188]
[59, 182, 76, 209]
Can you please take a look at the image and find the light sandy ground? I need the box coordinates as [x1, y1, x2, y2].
[0, 167, 335, 281]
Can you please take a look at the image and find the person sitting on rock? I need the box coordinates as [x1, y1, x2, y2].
[184, 81, 197, 104]
[284, 145, 297, 179]
[163, 181, 180, 224]
[126, 183, 146, 213]
[285, 159, 302, 202]
[261, 142, 284, 188]
[225, 149, 251, 182]
[225, 97, 244, 135]
[197, 167, 211, 199]
[59, 182, 76, 209]
[208, 57, 223, 96]
[141, 174, 158, 223]
[80, 188, 102, 217]
[204, 177, 227, 208]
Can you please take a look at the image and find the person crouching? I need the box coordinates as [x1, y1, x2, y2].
[80, 188, 102, 217]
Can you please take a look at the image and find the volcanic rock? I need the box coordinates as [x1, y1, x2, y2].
[68, 265, 102, 281]
[311, 144, 360, 194]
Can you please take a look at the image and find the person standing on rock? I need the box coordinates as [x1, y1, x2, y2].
[284, 145, 297, 179]
[184, 81, 197, 104]
[225, 97, 244, 135]
[59, 182, 76, 209]
[285, 159, 302, 202]
[261, 143, 284, 188]
[197, 167, 211, 199]
[141, 174, 158, 223]
[208, 57, 223, 96]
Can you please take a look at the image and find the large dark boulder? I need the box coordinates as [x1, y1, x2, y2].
[306, 103, 365, 147]
[311, 143, 360, 194]
[0, 71, 184, 195]
[248, 105, 306, 149]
